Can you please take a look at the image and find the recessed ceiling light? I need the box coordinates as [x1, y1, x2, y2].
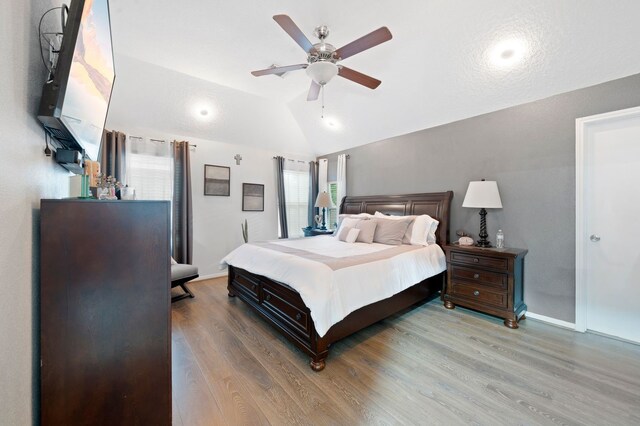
[193, 103, 215, 121]
[323, 117, 341, 130]
[489, 39, 527, 68]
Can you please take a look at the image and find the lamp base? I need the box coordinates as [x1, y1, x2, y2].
[475, 208, 491, 247]
[475, 240, 492, 248]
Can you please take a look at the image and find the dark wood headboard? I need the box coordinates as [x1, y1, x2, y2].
[339, 192, 453, 245]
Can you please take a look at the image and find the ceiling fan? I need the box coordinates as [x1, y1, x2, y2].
[251, 15, 392, 101]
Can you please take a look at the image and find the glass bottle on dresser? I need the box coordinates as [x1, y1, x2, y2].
[496, 229, 504, 248]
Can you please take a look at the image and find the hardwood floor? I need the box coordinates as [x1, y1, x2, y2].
[171, 278, 640, 425]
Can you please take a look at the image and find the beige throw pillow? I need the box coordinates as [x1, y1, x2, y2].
[354, 220, 377, 244]
[338, 226, 360, 243]
[373, 218, 412, 245]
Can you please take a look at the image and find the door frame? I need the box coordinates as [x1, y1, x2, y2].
[575, 106, 640, 333]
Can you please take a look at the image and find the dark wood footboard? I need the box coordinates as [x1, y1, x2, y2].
[228, 265, 444, 371]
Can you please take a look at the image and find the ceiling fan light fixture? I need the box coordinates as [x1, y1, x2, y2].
[306, 61, 338, 85]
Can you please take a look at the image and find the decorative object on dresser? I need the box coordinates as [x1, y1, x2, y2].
[443, 245, 527, 328]
[40, 199, 171, 425]
[314, 191, 334, 230]
[226, 191, 452, 371]
[462, 179, 503, 247]
[310, 228, 335, 236]
[204, 164, 230, 196]
[242, 183, 265, 211]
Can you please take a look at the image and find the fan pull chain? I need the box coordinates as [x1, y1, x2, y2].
[321, 84, 325, 119]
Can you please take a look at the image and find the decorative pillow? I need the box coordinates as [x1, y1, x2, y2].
[354, 220, 377, 244]
[335, 213, 373, 234]
[374, 212, 417, 244]
[335, 217, 361, 237]
[338, 226, 360, 243]
[374, 212, 439, 245]
[372, 217, 412, 245]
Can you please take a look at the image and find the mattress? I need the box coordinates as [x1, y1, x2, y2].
[221, 236, 446, 337]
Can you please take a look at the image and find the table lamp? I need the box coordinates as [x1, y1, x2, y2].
[462, 179, 502, 247]
[314, 191, 333, 230]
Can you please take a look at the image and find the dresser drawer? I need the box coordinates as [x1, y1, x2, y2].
[450, 265, 507, 290]
[262, 287, 310, 336]
[450, 251, 509, 271]
[450, 282, 508, 308]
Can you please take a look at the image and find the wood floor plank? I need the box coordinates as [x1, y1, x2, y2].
[171, 320, 226, 425]
[173, 278, 640, 426]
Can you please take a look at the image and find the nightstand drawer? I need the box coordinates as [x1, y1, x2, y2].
[450, 265, 507, 290]
[451, 282, 508, 308]
[450, 251, 509, 271]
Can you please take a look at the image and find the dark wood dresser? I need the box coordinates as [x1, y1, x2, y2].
[443, 245, 527, 328]
[40, 200, 171, 425]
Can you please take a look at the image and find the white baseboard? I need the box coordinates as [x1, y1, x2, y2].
[192, 271, 228, 282]
[525, 311, 576, 330]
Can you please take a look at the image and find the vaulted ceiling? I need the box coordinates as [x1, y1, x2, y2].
[107, 0, 640, 156]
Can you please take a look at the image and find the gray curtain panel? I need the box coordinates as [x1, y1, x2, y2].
[172, 141, 193, 264]
[308, 160, 319, 228]
[98, 130, 127, 182]
[275, 156, 288, 238]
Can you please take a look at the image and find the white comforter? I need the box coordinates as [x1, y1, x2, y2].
[221, 236, 446, 337]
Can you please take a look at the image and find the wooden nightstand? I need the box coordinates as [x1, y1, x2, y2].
[443, 245, 528, 328]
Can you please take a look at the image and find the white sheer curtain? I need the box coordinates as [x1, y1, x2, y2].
[318, 158, 328, 193]
[283, 159, 309, 238]
[336, 154, 347, 209]
[125, 138, 173, 201]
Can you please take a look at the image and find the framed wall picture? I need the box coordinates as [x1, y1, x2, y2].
[242, 183, 264, 212]
[204, 164, 230, 196]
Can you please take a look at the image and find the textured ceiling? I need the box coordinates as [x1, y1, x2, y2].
[108, 0, 640, 155]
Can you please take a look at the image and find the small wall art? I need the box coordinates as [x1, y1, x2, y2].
[242, 183, 264, 211]
[204, 164, 230, 196]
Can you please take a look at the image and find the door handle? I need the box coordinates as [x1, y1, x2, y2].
[590, 234, 601, 242]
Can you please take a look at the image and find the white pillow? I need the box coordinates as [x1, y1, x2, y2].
[374, 212, 439, 245]
[338, 226, 361, 243]
[335, 217, 361, 237]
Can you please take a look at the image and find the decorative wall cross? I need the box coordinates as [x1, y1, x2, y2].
[234, 154, 242, 165]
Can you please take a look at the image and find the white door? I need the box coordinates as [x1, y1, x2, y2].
[577, 107, 640, 343]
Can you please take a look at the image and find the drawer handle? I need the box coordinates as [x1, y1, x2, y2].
[473, 273, 480, 279]
[265, 294, 271, 301]
[473, 290, 480, 296]
[295, 313, 302, 321]
[473, 258, 479, 263]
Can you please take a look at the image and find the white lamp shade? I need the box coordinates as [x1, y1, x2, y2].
[306, 62, 338, 85]
[462, 181, 503, 209]
[315, 191, 334, 208]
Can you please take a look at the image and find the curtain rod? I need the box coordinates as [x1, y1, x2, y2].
[272, 155, 350, 160]
[129, 135, 197, 149]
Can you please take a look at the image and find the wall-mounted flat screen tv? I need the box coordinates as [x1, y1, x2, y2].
[38, 0, 115, 161]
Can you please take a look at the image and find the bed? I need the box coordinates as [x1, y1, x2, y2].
[224, 192, 452, 371]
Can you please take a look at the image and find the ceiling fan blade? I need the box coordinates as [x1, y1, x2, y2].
[335, 27, 392, 60]
[307, 81, 321, 101]
[273, 14, 314, 53]
[338, 66, 381, 89]
[251, 64, 307, 77]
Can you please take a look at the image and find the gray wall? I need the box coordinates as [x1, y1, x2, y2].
[322, 73, 640, 323]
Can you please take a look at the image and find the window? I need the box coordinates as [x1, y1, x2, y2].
[282, 164, 309, 238]
[126, 139, 173, 201]
[327, 181, 338, 229]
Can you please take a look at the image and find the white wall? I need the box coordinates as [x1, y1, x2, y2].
[0, 1, 71, 424]
[107, 127, 313, 277]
